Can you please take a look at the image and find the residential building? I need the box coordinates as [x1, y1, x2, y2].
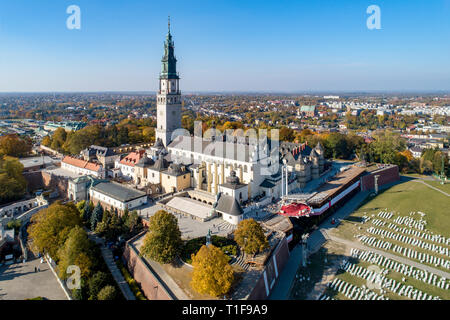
[89, 182, 148, 213]
[61, 156, 105, 178]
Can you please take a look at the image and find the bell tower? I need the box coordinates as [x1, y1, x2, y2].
[156, 17, 182, 147]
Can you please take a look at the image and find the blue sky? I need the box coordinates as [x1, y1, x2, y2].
[0, 0, 449, 92]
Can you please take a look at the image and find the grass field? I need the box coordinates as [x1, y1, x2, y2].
[321, 178, 450, 299]
[319, 242, 450, 300]
[336, 179, 450, 237]
[423, 180, 450, 194]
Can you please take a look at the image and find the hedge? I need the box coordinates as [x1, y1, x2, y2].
[116, 260, 147, 300]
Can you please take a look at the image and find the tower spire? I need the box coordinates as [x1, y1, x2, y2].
[168, 15, 171, 33]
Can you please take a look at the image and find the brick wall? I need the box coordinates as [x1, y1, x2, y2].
[361, 165, 400, 192]
[23, 171, 44, 192]
[123, 240, 173, 300]
[247, 237, 290, 300]
[41, 171, 69, 197]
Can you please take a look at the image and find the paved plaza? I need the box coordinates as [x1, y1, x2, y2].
[0, 258, 67, 300]
[138, 203, 235, 239]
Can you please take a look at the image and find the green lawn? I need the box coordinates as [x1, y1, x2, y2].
[330, 179, 450, 274]
[351, 180, 449, 237]
[423, 180, 450, 194]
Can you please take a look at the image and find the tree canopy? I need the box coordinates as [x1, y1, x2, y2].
[29, 202, 83, 259]
[97, 285, 117, 300]
[190, 245, 234, 297]
[140, 210, 182, 264]
[57, 226, 94, 279]
[0, 156, 27, 205]
[0, 134, 32, 158]
[234, 219, 269, 255]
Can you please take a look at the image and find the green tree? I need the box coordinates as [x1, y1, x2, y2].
[190, 245, 234, 297]
[87, 271, 110, 299]
[57, 226, 94, 279]
[29, 202, 83, 259]
[90, 203, 104, 231]
[234, 219, 269, 255]
[81, 201, 94, 223]
[123, 210, 142, 235]
[0, 156, 27, 204]
[140, 210, 182, 264]
[6, 219, 21, 233]
[97, 286, 117, 300]
[95, 209, 123, 241]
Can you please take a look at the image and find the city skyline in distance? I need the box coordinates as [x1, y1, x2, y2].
[0, 0, 449, 93]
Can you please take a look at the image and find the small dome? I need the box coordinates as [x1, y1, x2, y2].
[168, 163, 183, 175]
[226, 170, 240, 185]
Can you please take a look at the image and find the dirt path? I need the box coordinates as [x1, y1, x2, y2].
[306, 258, 341, 300]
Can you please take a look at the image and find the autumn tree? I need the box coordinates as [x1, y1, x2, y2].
[234, 219, 269, 255]
[0, 134, 32, 157]
[50, 127, 67, 152]
[29, 202, 83, 259]
[190, 245, 234, 297]
[140, 210, 182, 264]
[41, 135, 51, 147]
[57, 226, 94, 279]
[0, 156, 27, 204]
[279, 127, 296, 142]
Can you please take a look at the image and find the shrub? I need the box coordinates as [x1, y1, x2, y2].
[97, 285, 117, 300]
[116, 260, 147, 300]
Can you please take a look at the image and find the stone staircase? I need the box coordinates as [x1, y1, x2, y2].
[231, 249, 250, 271]
[215, 220, 237, 232]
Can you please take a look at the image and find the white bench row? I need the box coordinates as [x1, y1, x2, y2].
[386, 223, 450, 246]
[366, 226, 449, 257]
[377, 210, 394, 220]
[371, 219, 386, 227]
[328, 278, 388, 300]
[318, 294, 335, 300]
[359, 235, 393, 250]
[340, 261, 441, 300]
[360, 235, 450, 270]
[391, 244, 450, 270]
[350, 248, 449, 290]
[394, 216, 426, 231]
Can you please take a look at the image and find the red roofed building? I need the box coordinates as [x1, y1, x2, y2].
[115, 150, 146, 180]
[61, 156, 105, 178]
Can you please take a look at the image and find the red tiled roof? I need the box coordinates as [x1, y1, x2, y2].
[119, 150, 145, 167]
[63, 156, 101, 172]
